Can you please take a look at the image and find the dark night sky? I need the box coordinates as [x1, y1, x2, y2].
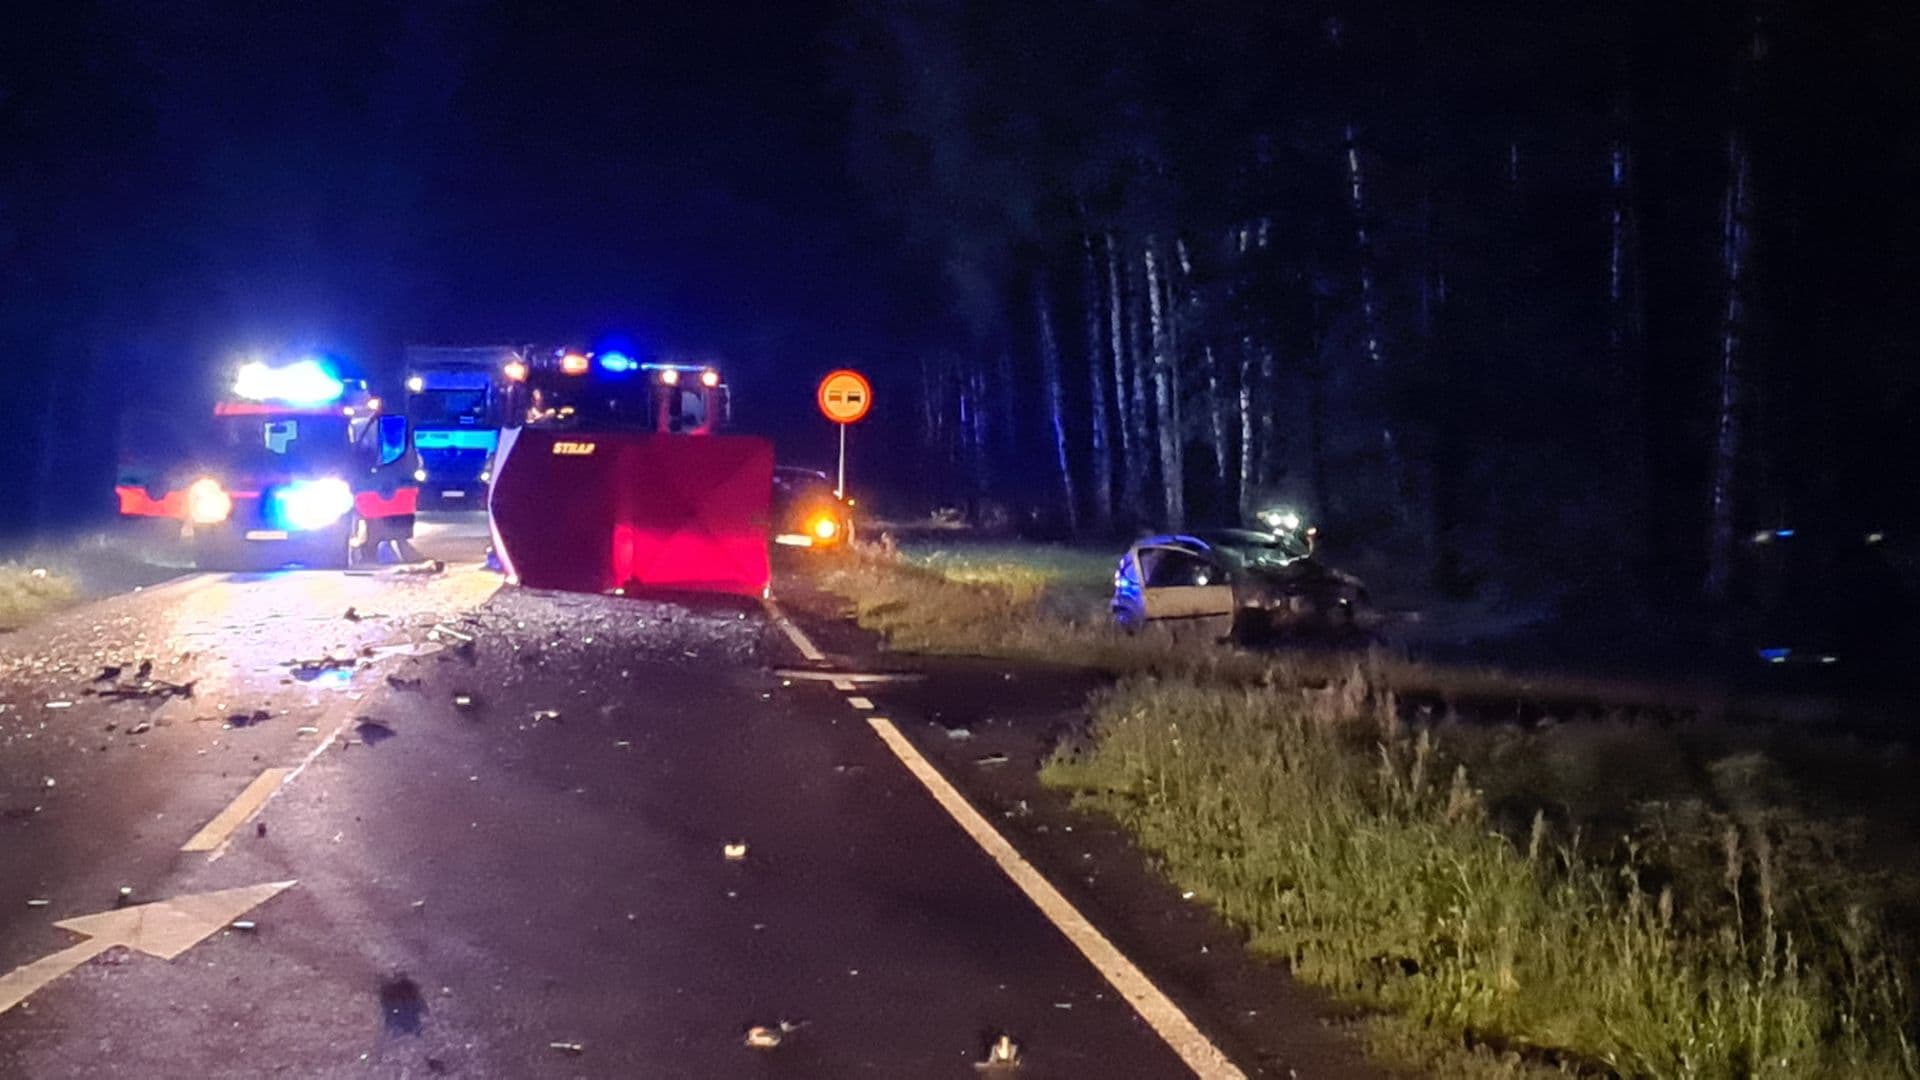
[3, 1, 915, 521]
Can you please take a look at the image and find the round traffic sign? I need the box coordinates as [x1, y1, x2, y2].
[816, 369, 873, 424]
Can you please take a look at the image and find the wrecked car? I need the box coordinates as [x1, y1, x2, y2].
[1111, 528, 1370, 642]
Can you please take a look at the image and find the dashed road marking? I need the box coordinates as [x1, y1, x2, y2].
[832, 678, 858, 692]
[762, 601, 1244, 1079]
[760, 597, 827, 663]
[181, 768, 292, 852]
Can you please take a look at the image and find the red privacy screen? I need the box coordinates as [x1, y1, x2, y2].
[489, 428, 774, 597]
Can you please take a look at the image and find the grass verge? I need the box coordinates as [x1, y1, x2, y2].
[1043, 677, 1918, 1077]
[815, 539, 1920, 1076]
[0, 562, 78, 631]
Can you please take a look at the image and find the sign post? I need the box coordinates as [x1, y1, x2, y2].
[816, 369, 872, 498]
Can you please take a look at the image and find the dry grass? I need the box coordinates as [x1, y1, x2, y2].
[0, 562, 77, 631]
[819, 538, 1920, 1076]
[1044, 676, 1920, 1078]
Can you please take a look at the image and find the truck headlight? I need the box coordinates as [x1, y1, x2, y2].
[186, 477, 232, 525]
[279, 478, 355, 531]
[809, 513, 839, 541]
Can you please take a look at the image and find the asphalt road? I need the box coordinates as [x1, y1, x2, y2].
[0, 515, 1279, 1078]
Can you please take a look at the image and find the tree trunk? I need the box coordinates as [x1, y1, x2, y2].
[1237, 341, 1258, 522]
[1082, 233, 1114, 533]
[1126, 241, 1154, 522]
[1109, 233, 1146, 524]
[1145, 240, 1184, 530]
[1705, 133, 1752, 601]
[1607, 126, 1650, 581]
[1202, 344, 1231, 517]
[1035, 275, 1079, 535]
[1343, 123, 1386, 368]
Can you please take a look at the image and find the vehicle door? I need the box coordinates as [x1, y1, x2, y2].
[1137, 544, 1235, 637]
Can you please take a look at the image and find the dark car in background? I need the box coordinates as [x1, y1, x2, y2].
[771, 466, 855, 550]
[1112, 528, 1369, 643]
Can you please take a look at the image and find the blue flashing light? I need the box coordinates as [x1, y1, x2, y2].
[599, 351, 637, 374]
[1773, 528, 1796, 539]
[235, 359, 345, 405]
[266, 477, 355, 531]
[1758, 647, 1791, 664]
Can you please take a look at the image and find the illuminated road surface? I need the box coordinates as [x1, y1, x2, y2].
[0, 516, 1340, 1077]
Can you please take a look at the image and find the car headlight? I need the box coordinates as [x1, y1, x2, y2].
[278, 478, 355, 531]
[809, 513, 839, 541]
[186, 477, 232, 525]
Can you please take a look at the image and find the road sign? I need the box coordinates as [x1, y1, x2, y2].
[816, 370, 872, 425]
[0, 880, 297, 1015]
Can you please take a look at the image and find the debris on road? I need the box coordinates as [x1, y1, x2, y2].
[945, 727, 974, 741]
[380, 975, 427, 1036]
[531, 709, 562, 724]
[355, 719, 397, 745]
[548, 1041, 585, 1055]
[229, 919, 257, 932]
[977, 1033, 1021, 1070]
[227, 710, 272, 728]
[428, 623, 474, 645]
[93, 665, 122, 682]
[452, 692, 477, 712]
[26, 898, 49, 908]
[128, 721, 152, 735]
[90, 677, 196, 701]
[974, 753, 1010, 767]
[386, 675, 423, 691]
[116, 886, 133, 906]
[744, 1026, 782, 1050]
[723, 841, 749, 861]
[288, 655, 358, 681]
[45, 701, 73, 710]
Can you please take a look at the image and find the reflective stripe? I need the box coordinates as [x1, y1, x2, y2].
[355, 487, 419, 519]
[116, 485, 185, 518]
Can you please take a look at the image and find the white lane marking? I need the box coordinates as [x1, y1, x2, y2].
[205, 706, 358, 864]
[1, 881, 296, 1016]
[867, 716, 1246, 1079]
[846, 695, 875, 710]
[759, 597, 826, 663]
[763, 609, 1243, 1077]
[832, 679, 858, 692]
[181, 768, 292, 851]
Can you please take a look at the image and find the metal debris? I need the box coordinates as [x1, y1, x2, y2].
[945, 727, 974, 741]
[129, 721, 152, 735]
[548, 1041, 585, 1055]
[45, 701, 73, 710]
[26, 898, 49, 908]
[452, 692, 477, 712]
[977, 1033, 1021, 1069]
[90, 677, 196, 701]
[288, 655, 357, 681]
[974, 753, 1010, 767]
[723, 842, 748, 861]
[355, 719, 397, 745]
[230, 920, 257, 932]
[744, 1026, 782, 1050]
[228, 710, 272, 728]
[531, 709, 562, 724]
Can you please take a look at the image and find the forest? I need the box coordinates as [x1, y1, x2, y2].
[833, 1, 1920, 611]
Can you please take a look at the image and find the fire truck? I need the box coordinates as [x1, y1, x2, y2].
[402, 345, 527, 505]
[487, 348, 774, 596]
[115, 358, 420, 568]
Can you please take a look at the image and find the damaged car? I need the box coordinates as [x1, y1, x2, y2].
[1111, 528, 1370, 642]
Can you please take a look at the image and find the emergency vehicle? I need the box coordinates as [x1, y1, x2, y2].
[488, 349, 774, 596]
[116, 358, 420, 568]
[402, 345, 527, 504]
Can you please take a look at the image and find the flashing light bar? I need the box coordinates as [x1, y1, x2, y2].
[560, 353, 591, 375]
[700, 369, 720, 388]
[659, 368, 680, 386]
[599, 351, 637, 373]
[234, 359, 345, 405]
[504, 359, 529, 382]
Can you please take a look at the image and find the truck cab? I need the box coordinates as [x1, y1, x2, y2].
[403, 346, 524, 504]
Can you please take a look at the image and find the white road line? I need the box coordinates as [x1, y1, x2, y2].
[759, 597, 827, 663]
[846, 695, 875, 710]
[831, 678, 858, 692]
[868, 716, 1245, 1079]
[204, 708, 356, 864]
[763, 608, 1243, 1079]
[181, 768, 292, 852]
